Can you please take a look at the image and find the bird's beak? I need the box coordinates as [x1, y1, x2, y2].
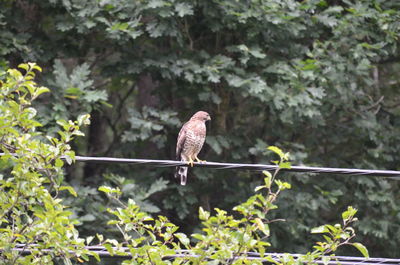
[207, 116, 211, 121]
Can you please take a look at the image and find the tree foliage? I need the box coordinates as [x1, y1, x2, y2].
[1, 0, 400, 258]
[0, 70, 367, 263]
[0, 63, 94, 263]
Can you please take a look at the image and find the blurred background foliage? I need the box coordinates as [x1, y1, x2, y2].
[1, 0, 400, 257]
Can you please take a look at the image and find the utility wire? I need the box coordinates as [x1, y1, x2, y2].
[1, 153, 399, 178]
[8, 245, 400, 265]
[72, 155, 400, 179]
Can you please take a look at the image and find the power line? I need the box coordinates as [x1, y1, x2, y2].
[72, 155, 400, 179]
[8, 245, 400, 265]
[1, 153, 399, 178]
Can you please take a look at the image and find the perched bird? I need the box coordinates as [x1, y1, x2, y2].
[175, 111, 211, 185]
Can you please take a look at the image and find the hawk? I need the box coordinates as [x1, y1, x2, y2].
[175, 111, 211, 185]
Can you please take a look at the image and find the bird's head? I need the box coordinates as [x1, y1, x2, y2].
[191, 111, 211, 122]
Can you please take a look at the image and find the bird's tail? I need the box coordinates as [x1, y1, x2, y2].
[175, 166, 188, 185]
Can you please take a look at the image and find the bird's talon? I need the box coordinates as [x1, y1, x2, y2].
[195, 157, 206, 163]
[187, 158, 194, 167]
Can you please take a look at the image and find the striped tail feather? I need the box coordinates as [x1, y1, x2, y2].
[175, 166, 188, 185]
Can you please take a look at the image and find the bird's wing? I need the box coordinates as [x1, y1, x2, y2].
[176, 121, 189, 160]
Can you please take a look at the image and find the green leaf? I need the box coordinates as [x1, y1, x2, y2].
[325, 224, 338, 233]
[254, 185, 265, 192]
[103, 243, 114, 256]
[311, 225, 329, 234]
[32, 64, 42, 72]
[249, 48, 266, 59]
[267, 146, 285, 159]
[99, 186, 111, 193]
[282, 182, 291, 189]
[36, 86, 50, 97]
[351, 243, 369, 258]
[175, 233, 190, 246]
[55, 158, 64, 168]
[86, 236, 94, 245]
[175, 3, 193, 17]
[263, 170, 272, 178]
[65, 87, 83, 96]
[199, 207, 210, 221]
[279, 161, 291, 169]
[77, 114, 91, 126]
[18, 63, 29, 71]
[255, 218, 270, 236]
[264, 255, 280, 265]
[100, 185, 121, 195]
[59, 186, 77, 197]
[342, 206, 357, 221]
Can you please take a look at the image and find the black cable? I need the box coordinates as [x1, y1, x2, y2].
[1, 153, 399, 178]
[72, 155, 400, 179]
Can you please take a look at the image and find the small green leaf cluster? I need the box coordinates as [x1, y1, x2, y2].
[311, 206, 369, 258]
[95, 187, 187, 264]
